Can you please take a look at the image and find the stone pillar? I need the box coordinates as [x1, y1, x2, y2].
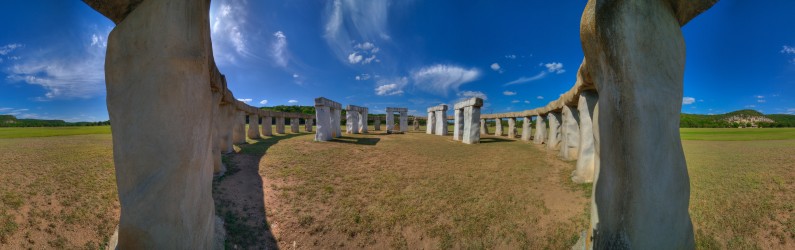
[222, 107, 235, 154]
[399, 112, 408, 132]
[233, 110, 246, 144]
[453, 109, 462, 140]
[305, 118, 313, 132]
[546, 112, 561, 150]
[247, 114, 260, 139]
[99, 0, 216, 247]
[480, 119, 487, 135]
[495, 118, 503, 136]
[276, 117, 286, 134]
[413, 118, 420, 131]
[359, 109, 368, 133]
[290, 118, 300, 133]
[426, 111, 434, 134]
[534, 114, 547, 144]
[508, 117, 517, 138]
[462, 106, 481, 144]
[386, 112, 395, 132]
[315, 106, 332, 141]
[560, 105, 580, 160]
[212, 92, 224, 175]
[261, 116, 272, 136]
[573, 91, 597, 183]
[333, 108, 342, 137]
[374, 119, 381, 131]
[580, 1, 718, 246]
[346, 110, 359, 134]
[434, 107, 447, 135]
[521, 116, 532, 141]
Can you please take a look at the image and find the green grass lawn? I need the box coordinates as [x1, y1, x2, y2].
[0, 126, 111, 139]
[680, 128, 795, 141]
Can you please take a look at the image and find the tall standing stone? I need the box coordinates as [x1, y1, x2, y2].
[314, 97, 340, 141]
[99, 0, 216, 247]
[359, 108, 368, 133]
[261, 116, 272, 136]
[413, 117, 420, 131]
[276, 116, 286, 134]
[480, 119, 488, 135]
[386, 111, 395, 132]
[346, 110, 359, 134]
[247, 114, 260, 139]
[290, 118, 300, 133]
[332, 108, 342, 137]
[508, 117, 517, 138]
[495, 118, 503, 136]
[560, 105, 580, 160]
[573, 91, 597, 183]
[426, 111, 434, 134]
[399, 111, 408, 132]
[374, 119, 381, 131]
[430, 105, 448, 135]
[453, 109, 463, 140]
[534, 114, 547, 144]
[546, 112, 561, 150]
[521, 116, 532, 141]
[455, 97, 483, 144]
[305, 118, 313, 132]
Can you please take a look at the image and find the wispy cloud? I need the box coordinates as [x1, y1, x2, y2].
[511, 100, 519, 103]
[324, 0, 390, 64]
[5, 30, 108, 100]
[271, 31, 289, 67]
[259, 100, 268, 105]
[237, 98, 253, 103]
[682, 97, 695, 105]
[490, 63, 502, 73]
[504, 71, 547, 86]
[374, 77, 408, 96]
[503, 91, 516, 96]
[288, 100, 298, 103]
[211, 0, 262, 64]
[524, 100, 530, 104]
[411, 64, 480, 96]
[0, 44, 23, 56]
[536, 96, 544, 100]
[544, 62, 565, 74]
[355, 74, 371, 81]
[782, 45, 795, 54]
[505, 54, 517, 59]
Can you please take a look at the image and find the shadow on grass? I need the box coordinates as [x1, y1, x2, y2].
[213, 132, 311, 249]
[329, 136, 380, 146]
[479, 137, 515, 144]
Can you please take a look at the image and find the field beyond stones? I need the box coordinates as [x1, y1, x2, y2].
[0, 126, 793, 248]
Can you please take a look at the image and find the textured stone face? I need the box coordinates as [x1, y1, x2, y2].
[534, 115, 546, 144]
[305, 118, 313, 132]
[573, 91, 597, 183]
[480, 119, 487, 135]
[247, 114, 260, 139]
[462, 106, 481, 144]
[276, 117, 286, 134]
[333, 109, 342, 137]
[290, 118, 300, 133]
[453, 109, 463, 140]
[358, 109, 368, 133]
[386, 112, 395, 132]
[521, 116, 532, 141]
[507, 118, 517, 138]
[103, 0, 215, 247]
[261, 116, 273, 136]
[233, 111, 246, 144]
[399, 112, 409, 132]
[346, 111, 359, 134]
[560, 105, 580, 160]
[546, 112, 561, 150]
[434, 109, 447, 135]
[314, 107, 332, 141]
[82, 0, 145, 24]
[495, 118, 503, 136]
[426, 112, 434, 134]
[374, 119, 381, 131]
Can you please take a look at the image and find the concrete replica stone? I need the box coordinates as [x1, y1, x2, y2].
[413, 117, 421, 131]
[374, 118, 381, 131]
[95, 0, 216, 247]
[346, 105, 368, 134]
[247, 114, 260, 139]
[534, 114, 547, 144]
[495, 118, 503, 136]
[386, 107, 408, 133]
[454, 97, 483, 144]
[305, 118, 313, 132]
[480, 119, 488, 135]
[211, 91, 224, 175]
[276, 116, 286, 134]
[572, 91, 597, 184]
[426, 111, 435, 134]
[427, 105, 448, 135]
[453, 109, 463, 140]
[560, 105, 580, 160]
[333, 108, 342, 137]
[580, 0, 717, 248]
[290, 118, 300, 133]
[521, 116, 532, 141]
[314, 97, 341, 141]
[546, 112, 561, 150]
[261, 116, 272, 136]
[507, 117, 517, 138]
[233, 110, 246, 144]
[359, 107, 368, 133]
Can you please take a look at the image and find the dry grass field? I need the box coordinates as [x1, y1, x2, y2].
[0, 126, 793, 249]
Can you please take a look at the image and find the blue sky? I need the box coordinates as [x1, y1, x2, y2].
[1, 0, 794, 122]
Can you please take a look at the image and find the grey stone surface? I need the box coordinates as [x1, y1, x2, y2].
[346, 110, 359, 134]
[534, 114, 547, 144]
[102, 0, 215, 247]
[521, 116, 532, 141]
[434, 107, 447, 135]
[495, 118, 503, 136]
[247, 114, 260, 139]
[276, 117, 285, 134]
[305, 118, 313, 132]
[508, 117, 517, 138]
[453, 109, 463, 140]
[314, 106, 332, 141]
[290, 118, 300, 133]
[462, 106, 481, 144]
[261, 116, 272, 136]
[480, 119, 487, 135]
[426, 111, 434, 134]
[399, 112, 408, 132]
[333, 108, 341, 137]
[546, 112, 561, 150]
[374, 119, 381, 131]
[572, 91, 597, 184]
[560, 105, 580, 160]
[234, 111, 246, 144]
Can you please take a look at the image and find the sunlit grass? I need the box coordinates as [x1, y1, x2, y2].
[0, 126, 111, 139]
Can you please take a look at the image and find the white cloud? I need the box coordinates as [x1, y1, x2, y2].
[536, 96, 544, 100]
[755, 95, 765, 99]
[544, 62, 565, 74]
[511, 100, 519, 103]
[0, 44, 23, 56]
[457, 91, 488, 101]
[524, 100, 530, 104]
[355, 74, 371, 81]
[374, 77, 408, 96]
[324, 0, 391, 64]
[505, 54, 517, 59]
[354, 42, 378, 52]
[504, 71, 547, 86]
[288, 100, 298, 103]
[5, 33, 107, 100]
[211, 1, 258, 64]
[490, 63, 501, 71]
[411, 64, 480, 96]
[503, 91, 516, 96]
[363, 55, 377, 64]
[682, 97, 695, 105]
[237, 98, 252, 103]
[782, 45, 795, 54]
[271, 31, 289, 67]
[348, 52, 363, 64]
[292, 74, 299, 78]
[259, 100, 268, 105]
[757, 99, 766, 103]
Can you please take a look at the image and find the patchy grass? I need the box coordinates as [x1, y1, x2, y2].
[0, 126, 111, 139]
[680, 128, 795, 141]
[684, 135, 795, 248]
[248, 128, 590, 249]
[0, 134, 118, 249]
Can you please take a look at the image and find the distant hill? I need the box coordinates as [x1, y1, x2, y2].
[680, 109, 795, 128]
[0, 115, 110, 127]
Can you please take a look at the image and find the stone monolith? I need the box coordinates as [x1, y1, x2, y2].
[534, 114, 547, 144]
[560, 105, 580, 160]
